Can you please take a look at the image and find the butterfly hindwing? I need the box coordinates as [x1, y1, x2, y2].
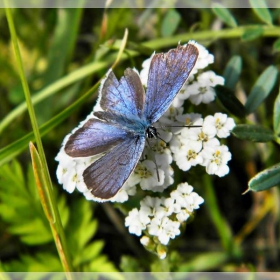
[144, 43, 199, 124]
[65, 118, 129, 157]
[83, 135, 146, 199]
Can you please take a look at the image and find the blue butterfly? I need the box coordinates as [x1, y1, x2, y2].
[64, 43, 199, 199]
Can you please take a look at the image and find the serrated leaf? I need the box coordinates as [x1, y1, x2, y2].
[161, 9, 181, 37]
[4, 253, 62, 272]
[74, 240, 105, 266]
[223, 56, 242, 89]
[241, 27, 264, 41]
[273, 91, 280, 135]
[0, 160, 67, 246]
[248, 163, 280, 192]
[232, 124, 275, 142]
[88, 255, 117, 272]
[215, 85, 246, 118]
[245, 66, 278, 114]
[212, 3, 237, 27]
[273, 38, 280, 53]
[66, 198, 98, 252]
[249, 0, 273, 25]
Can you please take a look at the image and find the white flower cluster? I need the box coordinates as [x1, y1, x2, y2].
[125, 183, 204, 249]
[56, 42, 235, 258]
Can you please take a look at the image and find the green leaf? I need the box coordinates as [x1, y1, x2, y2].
[248, 163, 280, 192]
[0, 160, 67, 245]
[273, 91, 280, 135]
[272, 38, 280, 53]
[36, 9, 83, 123]
[212, 3, 237, 27]
[245, 66, 278, 114]
[223, 56, 242, 89]
[249, 0, 273, 25]
[74, 240, 104, 266]
[43, 9, 82, 86]
[178, 252, 229, 272]
[120, 256, 143, 272]
[232, 124, 275, 142]
[161, 9, 181, 37]
[215, 85, 246, 118]
[241, 26, 264, 41]
[3, 253, 62, 272]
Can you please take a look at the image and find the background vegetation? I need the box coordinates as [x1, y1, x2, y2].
[0, 4, 280, 273]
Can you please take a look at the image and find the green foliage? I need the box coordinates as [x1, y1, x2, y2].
[161, 9, 181, 37]
[248, 163, 280, 192]
[0, 161, 68, 245]
[249, 0, 273, 25]
[223, 56, 242, 89]
[212, 4, 237, 27]
[272, 38, 280, 53]
[215, 86, 246, 118]
[273, 92, 280, 135]
[245, 66, 278, 114]
[0, 161, 116, 272]
[232, 124, 275, 142]
[241, 26, 264, 41]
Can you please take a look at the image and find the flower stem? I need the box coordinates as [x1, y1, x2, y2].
[5, 6, 74, 274]
[144, 25, 280, 49]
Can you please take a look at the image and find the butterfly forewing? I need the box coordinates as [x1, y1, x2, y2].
[83, 135, 146, 199]
[144, 43, 199, 124]
[99, 68, 145, 119]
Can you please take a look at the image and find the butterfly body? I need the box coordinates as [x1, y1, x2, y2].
[64, 43, 199, 200]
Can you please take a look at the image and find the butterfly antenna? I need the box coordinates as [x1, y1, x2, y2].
[158, 124, 202, 129]
[146, 138, 160, 182]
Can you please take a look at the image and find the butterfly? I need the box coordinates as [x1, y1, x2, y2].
[64, 42, 199, 200]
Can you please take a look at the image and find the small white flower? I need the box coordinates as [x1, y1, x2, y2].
[171, 182, 194, 208]
[187, 71, 224, 105]
[176, 210, 190, 223]
[192, 43, 214, 72]
[159, 105, 184, 125]
[125, 208, 150, 236]
[171, 95, 185, 108]
[160, 164, 174, 190]
[201, 144, 232, 177]
[173, 140, 203, 171]
[189, 192, 205, 210]
[140, 196, 164, 218]
[188, 82, 216, 105]
[129, 160, 165, 191]
[152, 140, 173, 167]
[161, 197, 176, 217]
[204, 113, 236, 138]
[148, 217, 180, 245]
[110, 182, 136, 203]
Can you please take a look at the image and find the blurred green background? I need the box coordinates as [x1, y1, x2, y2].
[0, 6, 280, 272]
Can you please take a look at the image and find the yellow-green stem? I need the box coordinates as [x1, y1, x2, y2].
[4, 6, 74, 275]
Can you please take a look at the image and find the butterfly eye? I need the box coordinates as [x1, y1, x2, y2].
[146, 126, 159, 139]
